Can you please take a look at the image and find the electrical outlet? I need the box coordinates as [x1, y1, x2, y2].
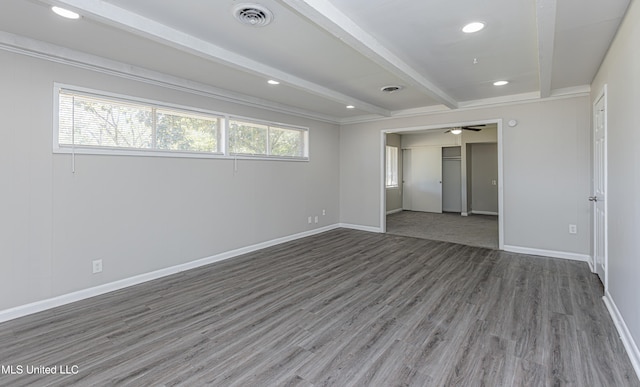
[92, 259, 103, 274]
[308, 216, 312, 224]
[322, 209, 326, 216]
[492, 180, 497, 186]
[569, 224, 577, 234]
[314, 216, 319, 223]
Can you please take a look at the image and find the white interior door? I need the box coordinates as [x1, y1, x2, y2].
[592, 92, 607, 285]
[442, 159, 462, 212]
[402, 147, 442, 213]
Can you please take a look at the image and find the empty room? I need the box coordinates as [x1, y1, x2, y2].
[1, 0, 639, 386]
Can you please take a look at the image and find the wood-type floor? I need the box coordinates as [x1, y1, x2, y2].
[386, 211, 498, 249]
[0, 229, 638, 386]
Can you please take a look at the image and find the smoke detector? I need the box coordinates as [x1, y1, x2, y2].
[233, 4, 273, 27]
[380, 85, 404, 93]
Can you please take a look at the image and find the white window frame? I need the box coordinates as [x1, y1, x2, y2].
[53, 83, 310, 162]
[385, 145, 399, 188]
[228, 115, 309, 160]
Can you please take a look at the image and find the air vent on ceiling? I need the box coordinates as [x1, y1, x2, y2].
[381, 85, 404, 93]
[233, 3, 273, 27]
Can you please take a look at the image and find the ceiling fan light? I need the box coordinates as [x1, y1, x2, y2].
[450, 128, 463, 135]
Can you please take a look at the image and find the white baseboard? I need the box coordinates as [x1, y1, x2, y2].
[461, 212, 469, 217]
[603, 292, 640, 380]
[0, 224, 341, 323]
[386, 208, 403, 215]
[503, 245, 590, 262]
[339, 223, 383, 233]
[471, 210, 499, 216]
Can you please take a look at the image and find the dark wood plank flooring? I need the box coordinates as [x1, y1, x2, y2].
[0, 229, 637, 386]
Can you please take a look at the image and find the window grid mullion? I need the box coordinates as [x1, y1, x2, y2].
[152, 107, 157, 149]
[266, 126, 271, 156]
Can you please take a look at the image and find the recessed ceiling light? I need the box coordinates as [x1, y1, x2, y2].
[493, 80, 509, 86]
[267, 79, 280, 85]
[51, 6, 80, 19]
[346, 105, 355, 109]
[462, 22, 485, 33]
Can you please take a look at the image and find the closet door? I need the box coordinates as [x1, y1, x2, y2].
[402, 147, 442, 213]
[442, 159, 462, 212]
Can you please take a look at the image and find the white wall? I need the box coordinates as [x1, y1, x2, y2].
[401, 131, 461, 147]
[591, 0, 640, 369]
[340, 96, 591, 257]
[0, 49, 340, 311]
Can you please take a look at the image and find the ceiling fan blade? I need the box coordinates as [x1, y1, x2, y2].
[444, 129, 451, 133]
[462, 127, 482, 131]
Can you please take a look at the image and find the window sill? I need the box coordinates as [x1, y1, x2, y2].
[53, 145, 309, 162]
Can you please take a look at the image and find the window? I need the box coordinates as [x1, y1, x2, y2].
[58, 89, 222, 154]
[228, 120, 267, 155]
[155, 109, 219, 153]
[229, 119, 308, 159]
[56, 86, 309, 161]
[58, 92, 154, 149]
[386, 145, 399, 187]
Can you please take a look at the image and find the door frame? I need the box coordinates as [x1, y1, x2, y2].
[380, 119, 504, 250]
[592, 85, 608, 288]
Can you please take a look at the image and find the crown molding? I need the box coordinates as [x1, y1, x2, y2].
[550, 85, 592, 97]
[457, 91, 543, 109]
[0, 31, 341, 124]
[339, 86, 591, 125]
[338, 105, 448, 125]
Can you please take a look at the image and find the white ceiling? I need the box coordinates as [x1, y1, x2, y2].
[0, 0, 630, 122]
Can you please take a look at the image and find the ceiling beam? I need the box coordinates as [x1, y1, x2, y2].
[0, 31, 341, 124]
[43, 0, 392, 116]
[536, 0, 557, 98]
[280, 0, 458, 109]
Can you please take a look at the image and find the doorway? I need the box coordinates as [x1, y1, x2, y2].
[381, 120, 504, 250]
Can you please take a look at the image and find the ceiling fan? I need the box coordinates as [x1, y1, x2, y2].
[445, 124, 486, 134]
